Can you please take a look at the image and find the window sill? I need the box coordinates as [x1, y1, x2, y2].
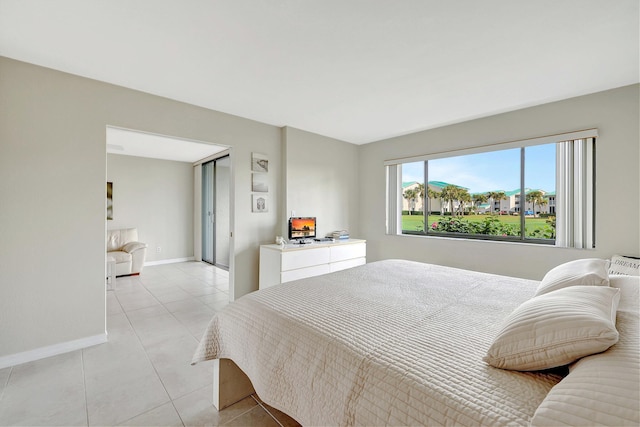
[393, 232, 594, 250]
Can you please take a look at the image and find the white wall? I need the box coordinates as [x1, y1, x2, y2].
[359, 84, 640, 280]
[0, 56, 281, 361]
[283, 126, 360, 239]
[107, 154, 194, 262]
[214, 156, 231, 267]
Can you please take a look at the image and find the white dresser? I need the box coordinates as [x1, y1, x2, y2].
[259, 239, 366, 289]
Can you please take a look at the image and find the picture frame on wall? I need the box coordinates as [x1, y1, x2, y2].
[252, 172, 268, 192]
[252, 194, 268, 213]
[251, 152, 269, 173]
[106, 182, 113, 220]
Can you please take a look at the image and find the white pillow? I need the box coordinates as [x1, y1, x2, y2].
[531, 309, 639, 427]
[535, 258, 610, 296]
[484, 286, 620, 371]
[608, 254, 640, 276]
[610, 275, 640, 313]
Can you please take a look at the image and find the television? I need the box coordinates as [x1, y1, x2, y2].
[288, 217, 316, 241]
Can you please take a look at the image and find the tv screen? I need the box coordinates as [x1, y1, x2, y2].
[289, 217, 316, 240]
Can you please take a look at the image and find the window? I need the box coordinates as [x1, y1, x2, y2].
[386, 131, 596, 248]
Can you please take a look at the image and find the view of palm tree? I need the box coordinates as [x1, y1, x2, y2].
[426, 188, 440, 217]
[415, 183, 425, 215]
[525, 190, 547, 217]
[472, 193, 488, 215]
[440, 185, 463, 217]
[403, 188, 418, 214]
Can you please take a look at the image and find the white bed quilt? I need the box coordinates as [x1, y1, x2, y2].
[193, 259, 564, 426]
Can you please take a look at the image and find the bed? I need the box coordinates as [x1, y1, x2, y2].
[192, 259, 639, 426]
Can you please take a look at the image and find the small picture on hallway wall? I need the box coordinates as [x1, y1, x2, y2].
[252, 173, 268, 192]
[251, 152, 269, 173]
[106, 182, 113, 220]
[251, 152, 269, 212]
[252, 194, 268, 213]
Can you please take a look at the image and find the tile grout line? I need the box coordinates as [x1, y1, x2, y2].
[113, 263, 228, 425]
[115, 400, 186, 427]
[136, 267, 221, 345]
[143, 284, 205, 346]
[134, 264, 218, 425]
[156, 263, 234, 426]
[118, 266, 214, 422]
[216, 394, 268, 427]
[117, 265, 210, 345]
[80, 350, 90, 427]
[116, 279, 177, 424]
[150, 266, 230, 346]
[251, 395, 285, 427]
[169, 398, 187, 427]
[109, 284, 184, 426]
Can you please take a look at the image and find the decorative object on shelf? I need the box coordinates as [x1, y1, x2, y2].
[330, 230, 350, 240]
[106, 181, 113, 220]
[252, 194, 268, 213]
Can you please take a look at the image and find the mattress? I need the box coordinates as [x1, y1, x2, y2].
[193, 259, 565, 426]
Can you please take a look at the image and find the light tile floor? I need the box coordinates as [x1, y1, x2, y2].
[0, 262, 300, 427]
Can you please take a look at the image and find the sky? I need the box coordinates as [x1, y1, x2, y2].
[402, 143, 556, 194]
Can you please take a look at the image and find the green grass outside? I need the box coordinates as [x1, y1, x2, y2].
[402, 214, 551, 237]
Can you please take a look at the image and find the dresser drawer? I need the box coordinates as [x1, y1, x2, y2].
[330, 257, 366, 273]
[330, 243, 366, 262]
[281, 247, 330, 271]
[282, 264, 331, 283]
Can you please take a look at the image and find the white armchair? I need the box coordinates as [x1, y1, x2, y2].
[107, 228, 148, 276]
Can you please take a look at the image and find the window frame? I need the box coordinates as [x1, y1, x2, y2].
[385, 130, 597, 248]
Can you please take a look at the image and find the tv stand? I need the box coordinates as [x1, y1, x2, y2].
[259, 239, 366, 289]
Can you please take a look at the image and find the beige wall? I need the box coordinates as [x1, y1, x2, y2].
[359, 84, 640, 279]
[107, 154, 194, 263]
[283, 127, 360, 239]
[0, 56, 281, 360]
[1, 53, 637, 365]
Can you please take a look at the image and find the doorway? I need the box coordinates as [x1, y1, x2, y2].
[202, 155, 230, 269]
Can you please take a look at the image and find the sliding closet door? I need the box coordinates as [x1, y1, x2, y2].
[201, 155, 230, 269]
[202, 160, 214, 264]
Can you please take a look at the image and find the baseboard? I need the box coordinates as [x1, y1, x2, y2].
[0, 333, 108, 369]
[144, 256, 195, 266]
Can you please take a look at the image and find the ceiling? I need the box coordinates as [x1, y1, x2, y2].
[1, 1, 638, 145]
[106, 127, 227, 162]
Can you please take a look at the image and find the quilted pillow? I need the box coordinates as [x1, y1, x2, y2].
[608, 254, 640, 276]
[535, 258, 609, 296]
[531, 308, 639, 426]
[484, 286, 620, 371]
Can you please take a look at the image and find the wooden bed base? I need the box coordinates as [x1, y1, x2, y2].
[212, 358, 255, 410]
